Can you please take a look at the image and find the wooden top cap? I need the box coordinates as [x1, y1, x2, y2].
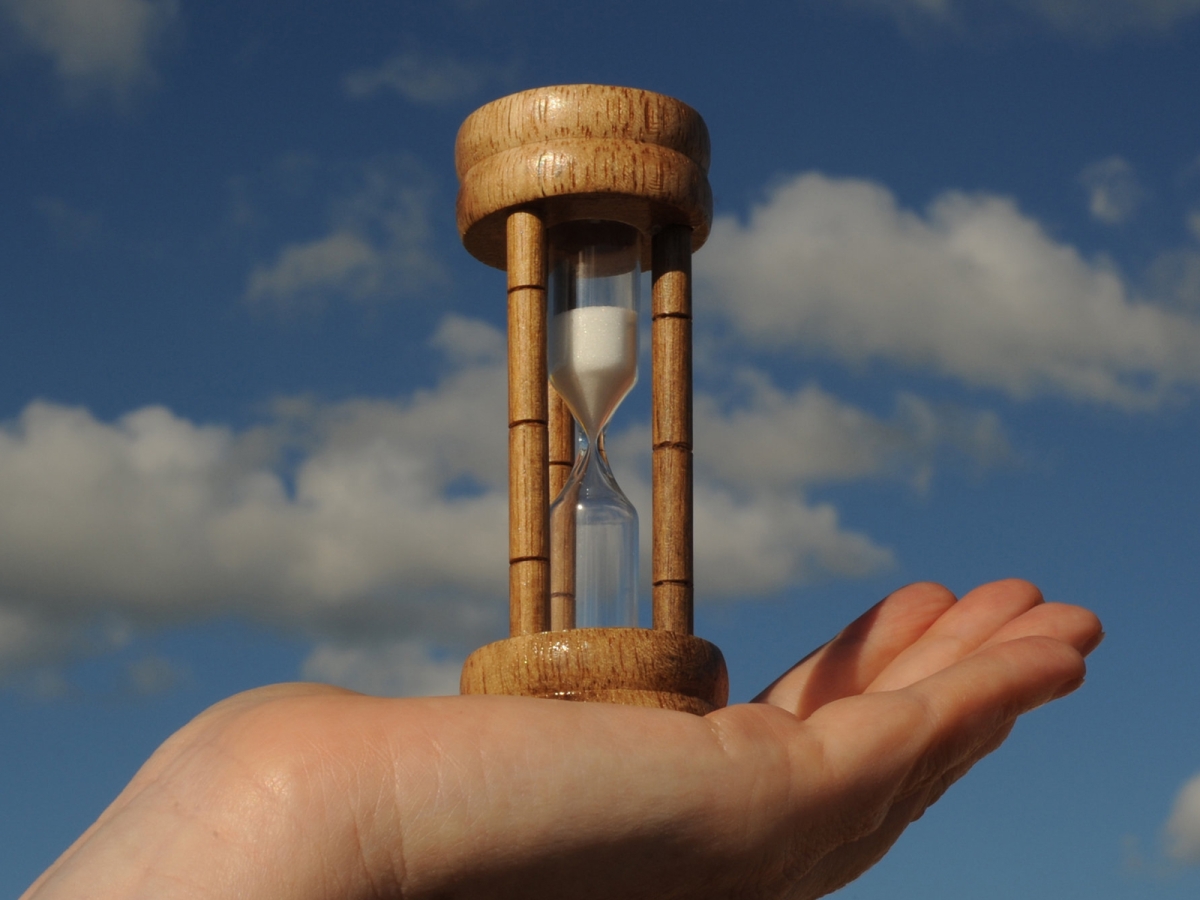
[455, 84, 713, 269]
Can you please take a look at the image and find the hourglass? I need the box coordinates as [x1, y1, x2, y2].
[456, 84, 727, 714]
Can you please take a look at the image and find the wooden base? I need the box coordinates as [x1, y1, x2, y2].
[460, 628, 728, 716]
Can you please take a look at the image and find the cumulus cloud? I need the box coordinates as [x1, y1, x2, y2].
[694, 487, 892, 594]
[691, 371, 1010, 491]
[1147, 210, 1200, 308]
[245, 156, 444, 310]
[0, 323, 510, 688]
[343, 49, 495, 106]
[1021, 0, 1200, 37]
[838, 0, 956, 29]
[33, 196, 104, 246]
[0, 315, 1008, 693]
[698, 172, 1200, 407]
[617, 443, 896, 598]
[302, 640, 463, 697]
[0, 0, 178, 97]
[836, 0, 1200, 39]
[0, 606, 72, 675]
[1078, 156, 1145, 225]
[610, 373, 1011, 594]
[124, 653, 188, 695]
[1165, 771, 1200, 863]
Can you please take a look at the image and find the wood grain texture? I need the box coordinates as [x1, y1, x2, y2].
[509, 559, 548, 637]
[651, 225, 694, 635]
[460, 628, 728, 715]
[549, 512, 576, 632]
[507, 210, 549, 636]
[548, 386, 576, 631]
[548, 387, 574, 501]
[455, 84, 710, 177]
[456, 85, 712, 270]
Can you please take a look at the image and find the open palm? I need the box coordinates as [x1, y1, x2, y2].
[25, 579, 1101, 900]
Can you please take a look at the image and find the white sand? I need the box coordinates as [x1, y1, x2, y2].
[549, 306, 638, 437]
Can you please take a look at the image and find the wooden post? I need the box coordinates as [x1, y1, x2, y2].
[652, 224, 694, 636]
[548, 389, 575, 501]
[506, 209, 549, 636]
[548, 387, 576, 631]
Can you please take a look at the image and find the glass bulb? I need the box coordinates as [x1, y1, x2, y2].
[547, 221, 641, 629]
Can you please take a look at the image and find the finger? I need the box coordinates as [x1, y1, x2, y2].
[763, 635, 1082, 882]
[754, 582, 957, 716]
[978, 601, 1104, 656]
[810, 634, 1086, 802]
[866, 579, 1044, 693]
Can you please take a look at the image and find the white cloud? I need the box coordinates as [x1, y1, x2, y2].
[1165, 771, 1200, 863]
[605, 468, 892, 600]
[1078, 156, 1145, 225]
[245, 232, 378, 304]
[1, 0, 178, 97]
[612, 372, 1011, 497]
[34, 196, 104, 245]
[124, 653, 187, 695]
[836, 0, 1200, 39]
[693, 487, 893, 594]
[429, 312, 506, 365]
[1148, 252, 1200, 309]
[343, 49, 492, 106]
[0, 606, 69, 674]
[1021, 0, 1200, 37]
[1146, 211, 1200, 308]
[302, 640, 463, 697]
[0, 334, 512, 682]
[245, 156, 444, 309]
[840, 0, 954, 26]
[698, 172, 1200, 407]
[609, 372, 1012, 594]
[0, 316, 1009, 688]
[690, 371, 1010, 491]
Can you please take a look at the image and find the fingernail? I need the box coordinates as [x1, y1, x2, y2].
[1082, 630, 1106, 655]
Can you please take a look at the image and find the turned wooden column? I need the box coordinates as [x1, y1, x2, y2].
[652, 224, 694, 636]
[455, 84, 726, 715]
[505, 209, 550, 636]
[548, 385, 576, 631]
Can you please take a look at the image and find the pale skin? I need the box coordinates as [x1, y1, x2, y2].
[23, 579, 1102, 900]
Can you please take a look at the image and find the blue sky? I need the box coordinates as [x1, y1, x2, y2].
[4, 0, 1200, 895]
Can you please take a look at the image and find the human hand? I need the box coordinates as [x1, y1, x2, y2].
[23, 579, 1101, 900]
